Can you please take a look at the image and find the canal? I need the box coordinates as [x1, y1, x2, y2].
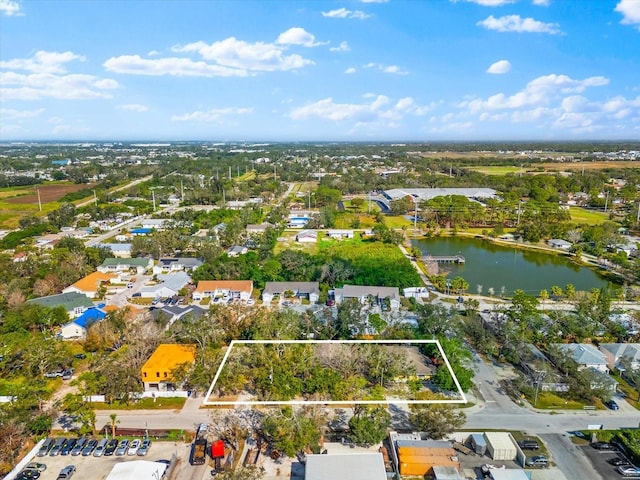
[412, 236, 610, 296]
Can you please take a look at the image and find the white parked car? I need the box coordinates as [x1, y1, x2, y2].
[127, 439, 141, 455]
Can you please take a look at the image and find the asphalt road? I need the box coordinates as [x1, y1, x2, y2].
[540, 433, 602, 480]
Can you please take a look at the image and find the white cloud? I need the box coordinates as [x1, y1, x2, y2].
[172, 35, 314, 72]
[453, 0, 516, 6]
[0, 51, 85, 74]
[477, 15, 561, 34]
[533, 0, 550, 5]
[288, 95, 432, 124]
[322, 8, 371, 19]
[344, 67, 357, 74]
[330, 41, 350, 52]
[0, 107, 44, 120]
[119, 103, 148, 112]
[276, 27, 324, 47]
[363, 62, 409, 75]
[460, 74, 608, 112]
[171, 107, 253, 122]
[360, 0, 388, 3]
[147, 50, 160, 56]
[616, 0, 640, 30]
[48, 116, 63, 124]
[487, 59, 511, 74]
[0, 0, 21, 16]
[1, 52, 119, 100]
[104, 55, 249, 77]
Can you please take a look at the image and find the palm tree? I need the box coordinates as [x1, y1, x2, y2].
[109, 413, 120, 437]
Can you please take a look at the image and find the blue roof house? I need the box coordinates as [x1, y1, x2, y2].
[59, 307, 106, 339]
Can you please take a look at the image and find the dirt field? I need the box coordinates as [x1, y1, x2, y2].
[3, 183, 94, 204]
[538, 161, 640, 170]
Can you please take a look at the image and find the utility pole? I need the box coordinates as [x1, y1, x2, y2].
[414, 199, 418, 232]
[152, 190, 156, 212]
[308, 190, 311, 210]
[273, 164, 277, 181]
[37, 189, 42, 212]
[516, 200, 522, 226]
[636, 201, 640, 223]
[228, 166, 232, 180]
[604, 191, 609, 213]
[180, 180, 184, 202]
[93, 189, 97, 206]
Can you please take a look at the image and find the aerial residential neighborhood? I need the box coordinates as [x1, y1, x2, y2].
[1, 137, 639, 480]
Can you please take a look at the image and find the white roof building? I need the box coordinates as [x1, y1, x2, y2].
[305, 453, 386, 480]
[383, 188, 497, 202]
[105, 460, 168, 480]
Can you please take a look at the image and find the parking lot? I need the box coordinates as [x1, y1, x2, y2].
[17, 440, 203, 480]
[579, 443, 637, 479]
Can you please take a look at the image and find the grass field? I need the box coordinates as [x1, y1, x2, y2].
[0, 182, 96, 228]
[532, 392, 588, 410]
[569, 207, 610, 225]
[465, 166, 524, 175]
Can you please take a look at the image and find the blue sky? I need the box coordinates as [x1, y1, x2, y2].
[1, 0, 639, 141]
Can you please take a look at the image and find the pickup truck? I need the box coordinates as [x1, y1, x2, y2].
[190, 437, 207, 465]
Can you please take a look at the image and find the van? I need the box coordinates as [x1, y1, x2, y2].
[93, 438, 108, 457]
[37, 438, 54, 457]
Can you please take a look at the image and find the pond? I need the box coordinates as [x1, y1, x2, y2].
[411, 236, 610, 296]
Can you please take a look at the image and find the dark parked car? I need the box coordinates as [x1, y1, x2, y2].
[608, 457, 631, 466]
[16, 471, 40, 480]
[104, 439, 118, 456]
[60, 438, 76, 456]
[518, 440, 540, 450]
[73, 353, 86, 359]
[605, 399, 619, 410]
[591, 442, 616, 450]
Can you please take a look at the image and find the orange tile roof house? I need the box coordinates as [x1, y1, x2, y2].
[141, 344, 196, 392]
[192, 280, 253, 302]
[62, 271, 120, 298]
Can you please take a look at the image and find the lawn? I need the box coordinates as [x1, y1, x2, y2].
[384, 215, 412, 228]
[532, 392, 588, 410]
[92, 396, 186, 410]
[466, 166, 524, 175]
[569, 207, 610, 226]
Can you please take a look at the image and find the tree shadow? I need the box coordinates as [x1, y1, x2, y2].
[389, 404, 412, 430]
